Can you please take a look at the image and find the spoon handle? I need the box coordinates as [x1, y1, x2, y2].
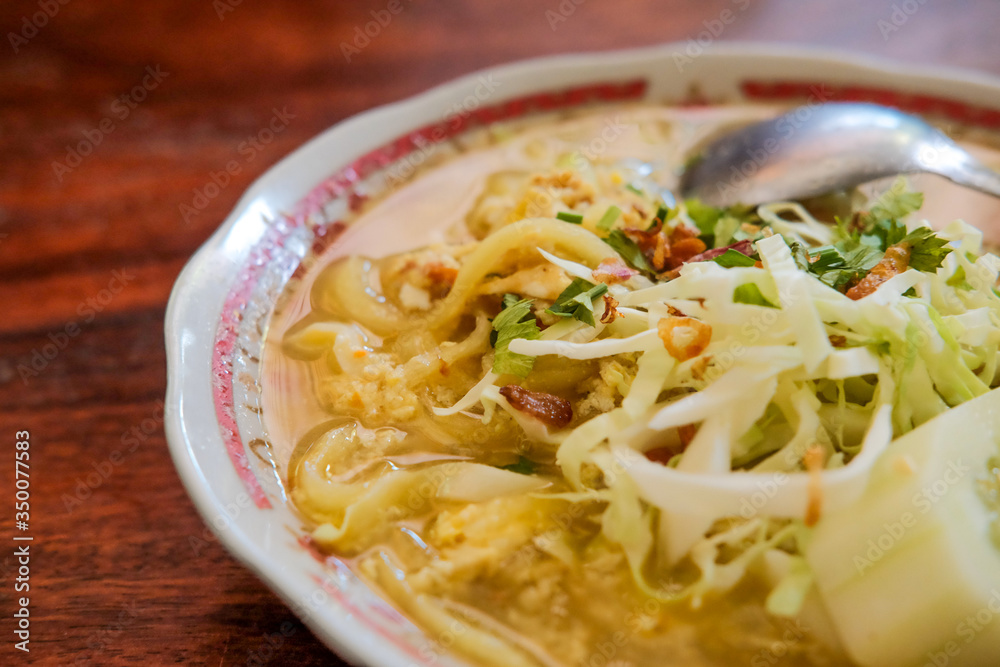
[950, 160, 1000, 199]
[923, 134, 1000, 199]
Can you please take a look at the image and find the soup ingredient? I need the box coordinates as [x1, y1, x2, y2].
[498, 385, 573, 427]
[281, 114, 1000, 666]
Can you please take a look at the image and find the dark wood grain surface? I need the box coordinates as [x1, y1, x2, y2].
[2, 1, 999, 664]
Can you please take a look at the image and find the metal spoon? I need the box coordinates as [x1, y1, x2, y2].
[679, 102, 1000, 208]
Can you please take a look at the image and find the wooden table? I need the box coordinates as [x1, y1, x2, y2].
[2, 0, 998, 664]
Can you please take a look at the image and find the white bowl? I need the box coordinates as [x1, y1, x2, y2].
[164, 43, 1000, 667]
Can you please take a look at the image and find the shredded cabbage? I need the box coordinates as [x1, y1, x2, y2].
[430, 177, 1000, 618]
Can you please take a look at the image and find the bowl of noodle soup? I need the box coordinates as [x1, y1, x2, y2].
[165, 44, 1000, 667]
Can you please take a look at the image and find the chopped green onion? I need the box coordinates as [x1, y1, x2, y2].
[807, 245, 846, 272]
[646, 204, 670, 231]
[625, 184, 644, 196]
[597, 206, 621, 231]
[557, 211, 584, 224]
[655, 204, 669, 222]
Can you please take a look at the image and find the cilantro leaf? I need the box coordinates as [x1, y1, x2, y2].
[546, 278, 609, 326]
[490, 293, 522, 347]
[501, 292, 521, 310]
[861, 218, 908, 251]
[842, 179, 924, 249]
[817, 183, 943, 288]
[733, 283, 778, 308]
[491, 298, 541, 377]
[833, 215, 861, 245]
[903, 226, 952, 273]
[606, 230, 652, 273]
[843, 244, 885, 273]
[713, 248, 757, 268]
[499, 456, 537, 475]
[806, 242, 883, 289]
[806, 223, 948, 289]
[867, 177, 924, 221]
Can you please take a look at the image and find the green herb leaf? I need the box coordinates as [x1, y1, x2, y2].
[806, 242, 883, 289]
[546, 278, 609, 326]
[625, 184, 644, 196]
[713, 248, 757, 268]
[499, 456, 537, 475]
[597, 205, 621, 232]
[903, 226, 952, 273]
[846, 246, 887, 270]
[867, 177, 924, 222]
[557, 211, 583, 224]
[733, 283, 779, 308]
[685, 198, 723, 236]
[606, 230, 652, 273]
[839, 180, 925, 251]
[861, 218, 908, 251]
[490, 293, 525, 346]
[491, 298, 541, 377]
[686, 199, 761, 248]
